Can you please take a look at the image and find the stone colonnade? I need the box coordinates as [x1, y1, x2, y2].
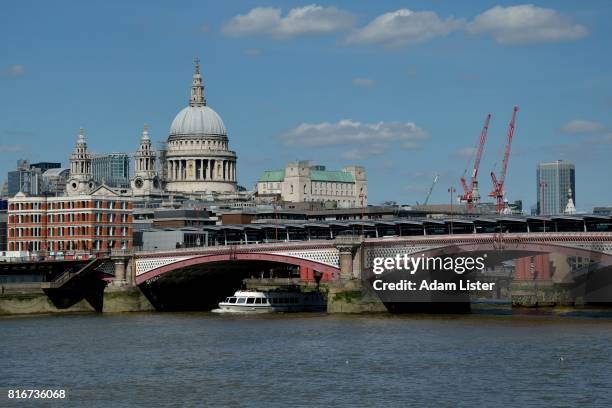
[167, 158, 236, 182]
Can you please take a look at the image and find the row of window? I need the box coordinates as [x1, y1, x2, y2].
[224, 297, 300, 305]
[9, 239, 131, 252]
[10, 213, 130, 224]
[10, 200, 131, 211]
[9, 226, 130, 238]
[170, 139, 228, 150]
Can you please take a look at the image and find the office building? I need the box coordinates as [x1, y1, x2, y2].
[7, 160, 43, 197]
[30, 162, 61, 172]
[7, 187, 133, 253]
[537, 160, 575, 215]
[92, 153, 131, 188]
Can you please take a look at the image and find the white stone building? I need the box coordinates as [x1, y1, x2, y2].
[164, 59, 237, 194]
[66, 128, 96, 196]
[256, 161, 367, 208]
[131, 124, 162, 197]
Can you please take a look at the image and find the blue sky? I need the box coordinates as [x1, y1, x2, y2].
[1, 0, 611, 210]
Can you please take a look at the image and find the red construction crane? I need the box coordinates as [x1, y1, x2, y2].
[459, 113, 491, 210]
[489, 106, 519, 213]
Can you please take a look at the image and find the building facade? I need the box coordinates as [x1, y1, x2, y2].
[7, 160, 43, 197]
[164, 59, 237, 194]
[537, 160, 575, 215]
[31, 162, 61, 173]
[257, 161, 367, 208]
[42, 168, 70, 196]
[7, 187, 133, 253]
[92, 153, 131, 188]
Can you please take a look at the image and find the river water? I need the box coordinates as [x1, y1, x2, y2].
[2, 312, 612, 407]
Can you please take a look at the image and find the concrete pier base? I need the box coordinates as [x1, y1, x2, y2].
[511, 281, 576, 307]
[0, 285, 154, 315]
[327, 279, 387, 313]
[102, 286, 155, 313]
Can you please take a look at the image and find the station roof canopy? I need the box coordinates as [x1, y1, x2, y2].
[443, 218, 473, 224]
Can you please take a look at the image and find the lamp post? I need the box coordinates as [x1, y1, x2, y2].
[448, 187, 456, 234]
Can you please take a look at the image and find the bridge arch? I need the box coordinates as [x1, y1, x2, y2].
[364, 236, 612, 276]
[136, 252, 340, 286]
[413, 241, 612, 262]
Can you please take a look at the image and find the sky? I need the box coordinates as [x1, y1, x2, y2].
[1, 0, 611, 211]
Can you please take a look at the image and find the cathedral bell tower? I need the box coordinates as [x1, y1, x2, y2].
[131, 124, 160, 196]
[66, 127, 95, 196]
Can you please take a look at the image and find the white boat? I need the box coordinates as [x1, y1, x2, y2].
[213, 289, 326, 314]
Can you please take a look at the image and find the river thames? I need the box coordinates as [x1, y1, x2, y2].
[2, 312, 612, 407]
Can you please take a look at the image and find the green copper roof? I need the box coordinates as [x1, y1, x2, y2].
[259, 169, 355, 183]
[259, 170, 285, 182]
[310, 170, 354, 183]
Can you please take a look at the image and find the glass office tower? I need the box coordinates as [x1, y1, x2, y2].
[92, 153, 131, 188]
[537, 160, 575, 215]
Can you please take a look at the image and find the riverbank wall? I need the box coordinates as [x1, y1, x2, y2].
[0, 285, 154, 316]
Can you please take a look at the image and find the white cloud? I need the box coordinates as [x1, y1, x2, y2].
[560, 119, 605, 134]
[0, 145, 23, 153]
[467, 5, 588, 45]
[345, 9, 463, 48]
[280, 119, 429, 149]
[352, 78, 375, 87]
[221, 5, 354, 39]
[0, 64, 25, 77]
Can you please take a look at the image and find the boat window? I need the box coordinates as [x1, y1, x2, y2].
[237, 298, 246, 304]
[246, 298, 255, 304]
[255, 298, 262, 304]
[229, 297, 237, 304]
[261, 298, 268, 304]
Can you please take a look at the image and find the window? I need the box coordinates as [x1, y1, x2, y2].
[237, 298, 246, 304]
[255, 298, 262, 304]
[229, 297, 237, 304]
[246, 298, 255, 304]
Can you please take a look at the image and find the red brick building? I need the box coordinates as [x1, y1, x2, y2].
[7, 186, 133, 254]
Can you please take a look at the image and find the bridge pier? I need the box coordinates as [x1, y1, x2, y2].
[335, 235, 364, 280]
[111, 251, 133, 287]
[114, 260, 126, 285]
[328, 236, 387, 312]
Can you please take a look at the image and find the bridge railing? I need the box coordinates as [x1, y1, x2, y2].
[363, 231, 612, 243]
[135, 239, 338, 256]
[133, 231, 612, 256]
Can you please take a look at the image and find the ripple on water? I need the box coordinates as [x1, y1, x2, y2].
[1, 312, 612, 407]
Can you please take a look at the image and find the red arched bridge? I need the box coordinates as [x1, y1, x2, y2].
[133, 232, 612, 286]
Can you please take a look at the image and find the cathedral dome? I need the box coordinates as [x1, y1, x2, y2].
[164, 59, 238, 195]
[169, 105, 226, 138]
